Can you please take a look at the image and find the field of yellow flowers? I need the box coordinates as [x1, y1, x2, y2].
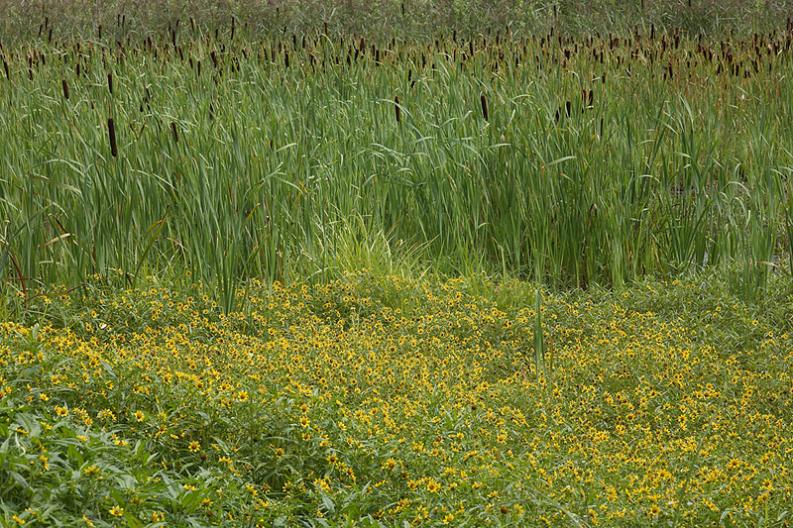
[0, 274, 790, 527]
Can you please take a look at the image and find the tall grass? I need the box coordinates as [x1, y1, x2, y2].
[2, 26, 793, 308]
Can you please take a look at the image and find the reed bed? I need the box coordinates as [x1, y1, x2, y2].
[3, 19, 793, 308]
[1, 0, 792, 43]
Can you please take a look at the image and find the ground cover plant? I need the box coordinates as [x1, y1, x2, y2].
[1, 274, 792, 526]
[2, 2, 793, 527]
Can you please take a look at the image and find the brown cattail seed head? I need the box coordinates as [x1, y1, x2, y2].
[394, 96, 401, 123]
[107, 118, 118, 157]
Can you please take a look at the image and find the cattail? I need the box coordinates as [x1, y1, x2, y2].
[480, 93, 489, 121]
[284, 50, 289, 68]
[2, 57, 8, 80]
[231, 16, 236, 40]
[62, 79, 69, 100]
[394, 96, 401, 123]
[107, 118, 118, 157]
[170, 122, 179, 143]
[107, 72, 113, 95]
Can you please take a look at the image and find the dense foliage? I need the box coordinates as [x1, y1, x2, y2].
[1, 0, 793, 41]
[3, 24, 793, 308]
[1, 275, 791, 526]
[2, 5, 792, 527]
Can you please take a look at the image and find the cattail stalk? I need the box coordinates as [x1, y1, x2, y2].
[480, 93, 489, 121]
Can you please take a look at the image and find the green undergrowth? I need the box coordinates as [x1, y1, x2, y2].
[1, 273, 791, 527]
